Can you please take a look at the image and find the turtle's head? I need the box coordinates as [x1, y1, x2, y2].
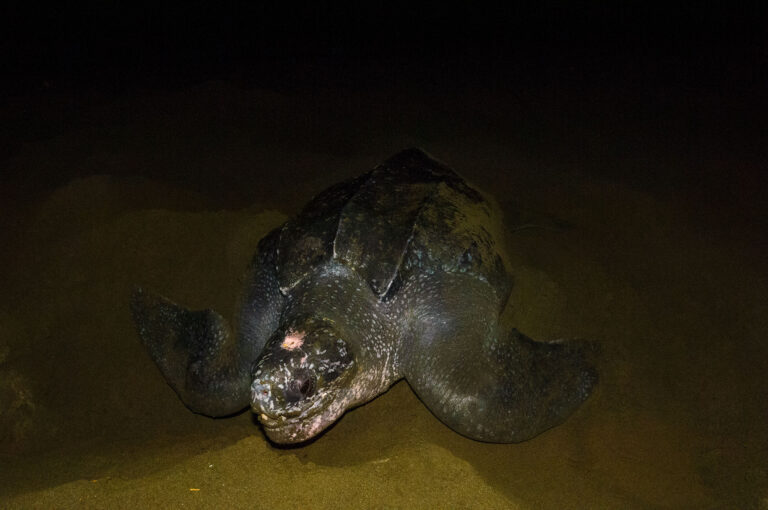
[250, 317, 358, 443]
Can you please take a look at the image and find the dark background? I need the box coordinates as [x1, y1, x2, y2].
[2, 2, 766, 222]
[2, 2, 765, 84]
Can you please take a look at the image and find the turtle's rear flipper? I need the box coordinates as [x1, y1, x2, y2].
[131, 288, 250, 417]
[402, 272, 598, 443]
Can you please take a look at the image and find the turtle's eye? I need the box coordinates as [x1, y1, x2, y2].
[285, 371, 315, 402]
[298, 376, 314, 396]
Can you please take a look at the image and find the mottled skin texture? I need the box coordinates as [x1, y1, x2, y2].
[131, 149, 597, 444]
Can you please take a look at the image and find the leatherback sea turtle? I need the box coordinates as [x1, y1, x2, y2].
[131, 149, 597, 444]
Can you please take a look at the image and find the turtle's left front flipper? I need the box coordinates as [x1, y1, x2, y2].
[131, 288, 250, 416]
[402, 271, 598, 443]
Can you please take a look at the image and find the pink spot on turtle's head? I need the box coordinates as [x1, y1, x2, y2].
[281, 330, 305, 350]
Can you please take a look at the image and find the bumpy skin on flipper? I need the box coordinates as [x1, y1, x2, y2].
[131, 148, 598, 443]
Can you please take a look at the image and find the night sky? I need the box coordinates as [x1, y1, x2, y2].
[2, 3, 764, 90]
[1, 2, 766, 214]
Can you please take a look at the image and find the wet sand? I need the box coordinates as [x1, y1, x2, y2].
[1, 76, 766, 508]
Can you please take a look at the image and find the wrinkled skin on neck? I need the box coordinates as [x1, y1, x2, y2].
[250, 263, 401, 443]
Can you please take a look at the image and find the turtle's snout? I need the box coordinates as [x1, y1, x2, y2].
[250, 379, 271, 412]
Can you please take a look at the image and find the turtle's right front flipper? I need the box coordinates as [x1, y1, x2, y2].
[131, 289, 250, 416]
[130, 227, 286, 417]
